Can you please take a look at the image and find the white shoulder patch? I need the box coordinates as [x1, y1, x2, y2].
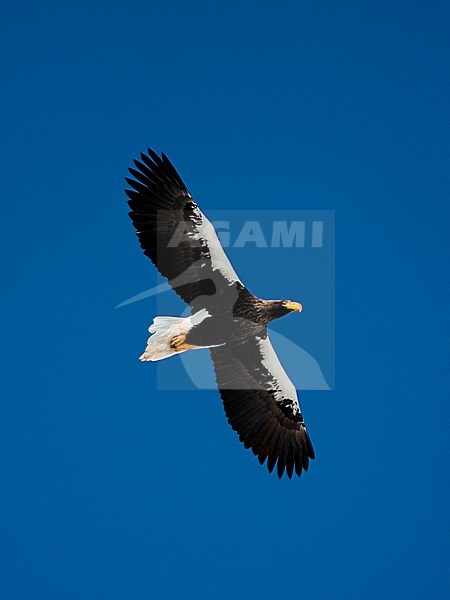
[196, 211, 241, 283]
[257, 336, 299, 405]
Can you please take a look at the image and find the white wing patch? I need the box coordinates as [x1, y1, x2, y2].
[195, 210, 241, 283]
[257, 336, 301, 414]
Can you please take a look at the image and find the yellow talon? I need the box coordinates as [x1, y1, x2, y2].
[170, 334, 195, 352]
[170, 334, 186, 349]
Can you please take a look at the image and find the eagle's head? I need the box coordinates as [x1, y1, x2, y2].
[266, 299, 303, 322]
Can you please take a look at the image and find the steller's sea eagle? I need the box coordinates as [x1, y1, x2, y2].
[125, 148, 315, 479]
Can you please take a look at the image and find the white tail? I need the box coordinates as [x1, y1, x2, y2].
[139, 309, 211, 362]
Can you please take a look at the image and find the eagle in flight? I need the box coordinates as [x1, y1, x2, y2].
[125, 148, 315, 479]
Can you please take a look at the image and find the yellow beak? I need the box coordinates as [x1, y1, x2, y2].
[284, 300, 303, 312]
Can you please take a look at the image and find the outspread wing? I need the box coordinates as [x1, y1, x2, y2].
[210, 335, 315, 479]
[126, 148, 241, 311]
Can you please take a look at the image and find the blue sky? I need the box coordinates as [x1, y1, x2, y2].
[1, 1, 449, 599]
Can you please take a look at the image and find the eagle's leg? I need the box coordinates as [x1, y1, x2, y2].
[169, 334, 195, 352]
